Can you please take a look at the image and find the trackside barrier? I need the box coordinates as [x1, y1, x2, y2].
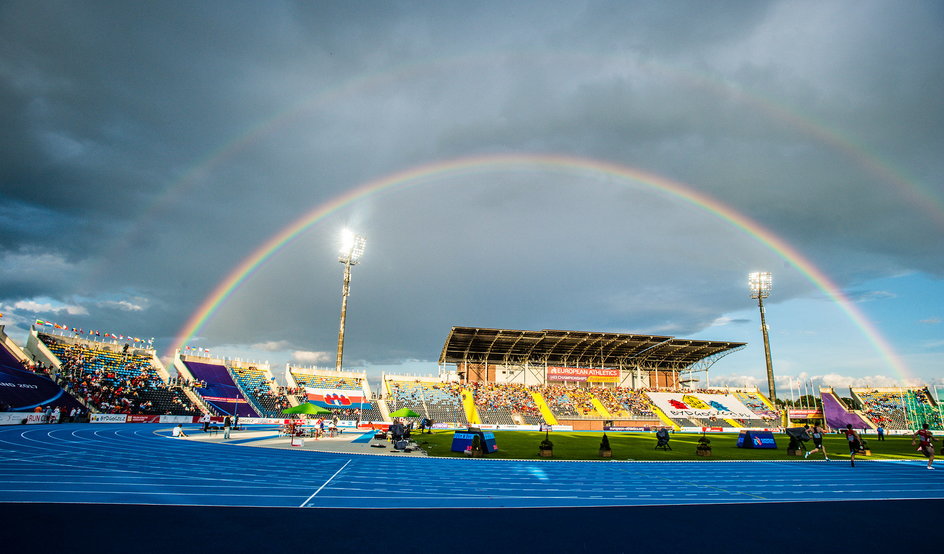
[90, 414, 129, 423]
[0, 412, 46, 425]
[85, 415, 368, 425]
[679, 426, 779, 433]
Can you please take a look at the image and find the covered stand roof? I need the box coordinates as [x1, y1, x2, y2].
[439, 327, 746, 371]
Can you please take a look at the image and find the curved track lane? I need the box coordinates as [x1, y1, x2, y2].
[1, 424, 942, 509]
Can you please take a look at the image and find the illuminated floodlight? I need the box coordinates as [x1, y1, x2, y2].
[748, 271, 772, 299]
[339, 229, 367, 264]
[748, 271, 776, 403]
[336, 229, 366, 371]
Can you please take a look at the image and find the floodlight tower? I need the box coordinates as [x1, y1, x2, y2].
[336, 229, 366, 371]
[749, 271, 776, 403]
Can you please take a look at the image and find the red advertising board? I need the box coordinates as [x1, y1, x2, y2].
[547, 366, 619, 383]
[127, 415, 161, 423]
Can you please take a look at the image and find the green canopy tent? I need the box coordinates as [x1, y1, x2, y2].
[389, 407, 421, 418]
[282, 403, 333, 416]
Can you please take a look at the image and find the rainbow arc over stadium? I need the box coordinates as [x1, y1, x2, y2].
[168, 153, 914, 382]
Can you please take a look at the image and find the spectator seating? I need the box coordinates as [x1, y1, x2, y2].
[387, 380, 468, 426]
[183, 360, 258, 417]
[230, 365, 281, 417]
[855, 387, 943, 430]
[40, 334, 198, 416]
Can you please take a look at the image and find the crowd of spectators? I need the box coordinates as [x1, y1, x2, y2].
[856, 388, 943, 430]
[591, 387, 656, 417]
[467, 381, 540, 417]
[856, 389, 908, 428]
[40, 335, 200, 416]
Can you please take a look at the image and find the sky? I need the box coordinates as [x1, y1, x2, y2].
[1, 1, 942, 393]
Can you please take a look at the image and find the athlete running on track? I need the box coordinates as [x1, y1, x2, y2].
[913, 424, 935, 470]
[805, 423, 829, 460]
[843, 424, 863, 467]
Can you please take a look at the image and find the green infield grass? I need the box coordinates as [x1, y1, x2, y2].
[411, 430, 929, 462]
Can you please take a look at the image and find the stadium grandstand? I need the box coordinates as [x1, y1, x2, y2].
[0, 326, 84, 415]
[286, 365, 384, 422]
[14, 326, 200, 416]
[175, 353, 259, 417]
[225, 360, 289, 418]
[410, 326, 775, 430]
[384, 376, 468, 426]
[820, 388, 875, 431]
[851, 386, 943, 431]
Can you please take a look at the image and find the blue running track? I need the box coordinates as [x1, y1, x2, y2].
[2, 424, 942, 552]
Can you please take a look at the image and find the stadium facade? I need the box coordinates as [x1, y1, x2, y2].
[438, 326, 746, 389]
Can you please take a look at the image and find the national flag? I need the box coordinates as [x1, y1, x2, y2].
[35, 319, 46, 326]
[305, 387, 372, 409]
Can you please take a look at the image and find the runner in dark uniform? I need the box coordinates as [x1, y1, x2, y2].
[913, 424, 936, 470]
[843, 424, 862, 467]
[805, 423, 829, 460]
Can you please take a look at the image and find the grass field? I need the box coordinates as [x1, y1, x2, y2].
[412, 430, 930, 462]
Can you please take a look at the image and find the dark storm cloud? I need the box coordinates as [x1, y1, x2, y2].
[1, 1, 941, 372]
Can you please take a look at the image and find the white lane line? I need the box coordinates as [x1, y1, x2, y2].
[300, 459, 352, 507]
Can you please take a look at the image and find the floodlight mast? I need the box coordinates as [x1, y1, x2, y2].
[749, 272, 776, 403]
[336, 231, 366, 371]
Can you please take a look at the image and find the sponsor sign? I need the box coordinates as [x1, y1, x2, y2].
[201, 396, 247, 404]
[788, 409, 823, 419]
[679, 426, 738, 433]
[450, 430, 499, 453]
[159, 415, 194, 424]
[127, 415, 161, 423]
[90, 413, 128, 423]
[648, 392, 757, 420]
[305, 387, 372, 409]
[603, 425, 653, 432]
[0, 412, 32, 425]
[737, 430, 777, 449]
[476, 424, 541, 431]
[547, 366, 619, 383]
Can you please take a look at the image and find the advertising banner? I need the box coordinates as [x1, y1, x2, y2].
[127, 415, 161, 423]
[737, 430, 777, 449]
[450, 430, 499, 453]
[647, 392, 756, 420]
[788, 409, 824, 419]
[90, 413, 128, 423]
[201, 396, 247, 404]
[159, 415, 194, 424]
[476, 424, 541, 431]
[603, 425, 653, 432]
[305, 387, 373, 409]
[0, 412, 44, 425]
[547, 366, 619, 383]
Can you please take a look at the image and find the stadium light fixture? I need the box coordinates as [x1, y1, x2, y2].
[339, 228, 366, 264]
[748, 271, 777, 403]
[336, 230, 366, 371]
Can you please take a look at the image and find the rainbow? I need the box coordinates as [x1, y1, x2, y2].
[168, 153, 913, 381]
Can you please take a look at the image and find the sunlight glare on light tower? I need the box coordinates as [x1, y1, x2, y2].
[749, 271, 772, 298]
